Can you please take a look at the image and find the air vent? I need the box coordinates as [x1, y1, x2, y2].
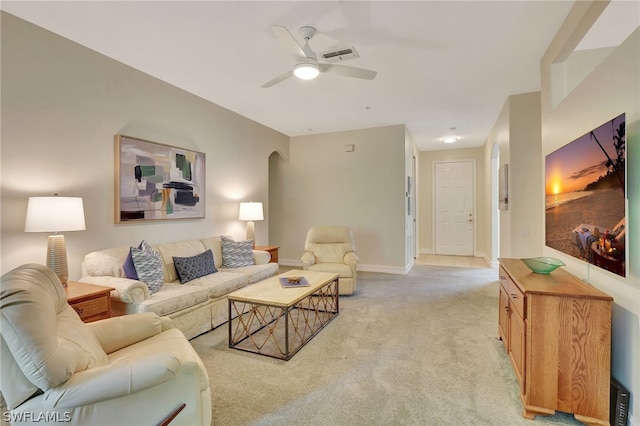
[321, 47, 359, 62]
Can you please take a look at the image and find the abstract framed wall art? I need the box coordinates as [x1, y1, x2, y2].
[115, 134, 205, 223]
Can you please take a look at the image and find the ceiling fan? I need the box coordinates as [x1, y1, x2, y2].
[261, 25, 377, 88]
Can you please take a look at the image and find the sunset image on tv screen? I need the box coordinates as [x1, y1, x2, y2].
[545, 113, 626, 277]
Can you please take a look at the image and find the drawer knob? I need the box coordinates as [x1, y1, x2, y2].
[510, 293, 518, 299]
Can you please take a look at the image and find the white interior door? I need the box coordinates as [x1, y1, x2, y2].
[434, 161, 474, 256]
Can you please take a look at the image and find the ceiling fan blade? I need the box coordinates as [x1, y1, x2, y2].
[261, 70, 293, 88]
[271, 25, 305, 58]
[319, 64, 377, 80]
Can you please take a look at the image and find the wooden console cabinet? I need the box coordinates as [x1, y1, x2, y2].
[498, 258, 613, 426]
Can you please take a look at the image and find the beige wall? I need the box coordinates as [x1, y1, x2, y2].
[269, 125, 409, 273]
[540, 2, 639, 421]
[482, 92, 544, 263]
[0, 13, 289, 278]
[417, 147, 486, 258]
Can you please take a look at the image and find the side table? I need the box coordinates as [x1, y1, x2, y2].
[254, 245, 279, 264]
[65, 281, 115, 323]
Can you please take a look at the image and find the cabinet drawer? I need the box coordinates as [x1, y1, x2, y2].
[499, 267, 525, 318]
[71, 297, 109, 320]
[508, 286, 525, 319]
[498, 268, 510, 293]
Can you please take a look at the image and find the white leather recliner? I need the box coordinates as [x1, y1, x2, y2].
[301, 226, 358, 295]
[0, 263, 211, 426]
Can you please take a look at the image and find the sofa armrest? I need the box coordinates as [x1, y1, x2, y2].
[344, 252, 359, 266]
[252, 250, 270, 265]
[86, 312, 174, 354]
[301, 252, 316, 269]
[43, 352, 183, 408]
[79, 275, 150, 303]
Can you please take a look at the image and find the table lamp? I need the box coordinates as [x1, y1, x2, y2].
[238, 202, 263, 247]
[24, 195, 86, 286]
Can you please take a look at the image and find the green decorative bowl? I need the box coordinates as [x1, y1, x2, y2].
[521, 257, 565, 274]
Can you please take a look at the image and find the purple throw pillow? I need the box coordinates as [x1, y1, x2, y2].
[123, 241, 144, 280]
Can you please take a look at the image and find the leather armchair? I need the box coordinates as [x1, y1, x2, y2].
[1, 264, 211, 426]
[301, 226, 358, 295]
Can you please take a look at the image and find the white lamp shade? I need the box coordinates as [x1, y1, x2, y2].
[25, 197, 86, 232]
[238, 202, 264, 221]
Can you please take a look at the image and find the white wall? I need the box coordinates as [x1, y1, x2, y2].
[0, 12, 289, 278]
[269, 125, 409, 273]
[508, 93, 543, 257]
[483, 101, 511, 261]
[483, 92, 544, 260]
[540, 2, 640, 422]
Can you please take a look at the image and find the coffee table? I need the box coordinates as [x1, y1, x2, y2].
[228, 270, 339, 360]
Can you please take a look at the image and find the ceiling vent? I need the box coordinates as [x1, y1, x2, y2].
[321, 47, 359, 62]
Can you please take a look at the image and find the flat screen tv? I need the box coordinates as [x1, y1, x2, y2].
[545, 113, 626, 277]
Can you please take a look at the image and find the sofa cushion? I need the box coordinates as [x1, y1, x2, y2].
[131, 242, 164, 294]
[83, 247, 129, 277]
[200, 236, 224, 269]
[173, 249, 217, 284]
[0, 334, 39, 409]
[156, 240, 207, 282]
[107, 327, 210, 392]
[130, 283, 211, 317]
[227, 263, 279, 284]
[221, 237, 254, 268]
[309, 244, 348, 264]
[307, 262, 353, 278]
[186, 271, 250, 298]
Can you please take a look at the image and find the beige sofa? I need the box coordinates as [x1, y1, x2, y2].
[80, 236, 278, 339]
[1, 263, 211, 426]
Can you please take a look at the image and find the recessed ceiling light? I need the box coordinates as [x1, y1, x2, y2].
[442, 136, 458, 143]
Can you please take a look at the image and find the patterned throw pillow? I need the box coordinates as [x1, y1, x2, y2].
[130, 241, 164, 294]
[173, 249, 218, 284]
[221, 236, 254, 268]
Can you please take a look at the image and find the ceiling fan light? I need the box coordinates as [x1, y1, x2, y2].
[293, 63, 320, 80]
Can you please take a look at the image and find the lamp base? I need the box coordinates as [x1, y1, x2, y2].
[46, 234, 69, 286]
[246, 221, 256, 248]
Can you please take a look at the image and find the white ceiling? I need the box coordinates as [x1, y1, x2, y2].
[3, 1, 633, 151]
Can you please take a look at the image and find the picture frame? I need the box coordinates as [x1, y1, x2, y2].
[115, 134, 205, 223]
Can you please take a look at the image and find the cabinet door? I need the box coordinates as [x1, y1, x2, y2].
[498, 286, 510, 350]
[509, 311, 526, 389]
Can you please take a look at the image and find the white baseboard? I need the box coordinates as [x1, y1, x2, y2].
[278, 259, 302, 268]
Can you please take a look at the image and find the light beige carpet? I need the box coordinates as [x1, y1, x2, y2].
[190, 265, 585, 426]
